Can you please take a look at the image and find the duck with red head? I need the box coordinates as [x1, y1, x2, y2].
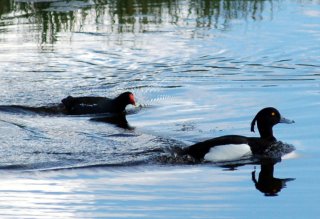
[182, 107, 295, 162]
[62, 91, 136, 115]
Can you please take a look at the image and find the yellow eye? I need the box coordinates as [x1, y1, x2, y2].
[271, 112, 276, 116]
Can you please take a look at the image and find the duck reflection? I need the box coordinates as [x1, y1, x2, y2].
[251, 158, 295, 196]
[90, 113, 134, 130]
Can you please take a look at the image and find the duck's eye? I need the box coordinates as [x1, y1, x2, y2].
[271, 112, 276, 116]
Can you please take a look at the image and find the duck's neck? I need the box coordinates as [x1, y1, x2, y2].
[113, 97, 127, 112]
[257, 123, 276, 141]
[260, 163, 275, 179]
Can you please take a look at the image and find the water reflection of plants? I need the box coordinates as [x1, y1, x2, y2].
[0, 0, 275, 43]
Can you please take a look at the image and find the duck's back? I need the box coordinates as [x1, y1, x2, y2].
[183, 135, 279, 162]
[183, 135, 249, 161]
[62, 96, 109, 106]
[62, 96, 113, 115]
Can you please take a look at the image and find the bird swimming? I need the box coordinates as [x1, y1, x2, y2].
[182, 107, 294, 162]
[61, 91, 136, 115]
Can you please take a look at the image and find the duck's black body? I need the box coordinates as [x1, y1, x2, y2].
[62, 92, 136, 115]
[183, 107, 294, 162]
[183, 135, 272, 161]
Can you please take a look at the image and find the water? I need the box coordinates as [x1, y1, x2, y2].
[0, 0, 319, 218]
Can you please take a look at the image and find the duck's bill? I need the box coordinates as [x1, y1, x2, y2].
[129, 93, 136, 106]
[280, 116, 295, 124]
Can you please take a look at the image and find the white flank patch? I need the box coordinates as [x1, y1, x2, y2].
[204, 144, 252, 162]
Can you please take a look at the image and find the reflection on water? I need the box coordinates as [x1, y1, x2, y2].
[0, 162, 295, 217]
[0, 0, 276, 44]
[251, 159, 295, 196]
[0, 166, 255, 218]
[90, 113, 134, 129]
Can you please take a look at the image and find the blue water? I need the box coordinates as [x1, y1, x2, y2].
[0, 0, 319, 218]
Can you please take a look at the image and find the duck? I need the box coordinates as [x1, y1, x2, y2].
[182, 107, 294, 162]
[61, 91, 136, 115]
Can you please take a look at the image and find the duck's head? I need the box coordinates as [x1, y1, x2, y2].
[117, 92, 136, 106]
[251, 107, 294, 139]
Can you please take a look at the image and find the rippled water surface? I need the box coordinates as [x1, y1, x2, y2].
[0, 0, 319, 218]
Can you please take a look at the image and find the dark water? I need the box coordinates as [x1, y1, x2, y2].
[0, 0, 320, 218]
